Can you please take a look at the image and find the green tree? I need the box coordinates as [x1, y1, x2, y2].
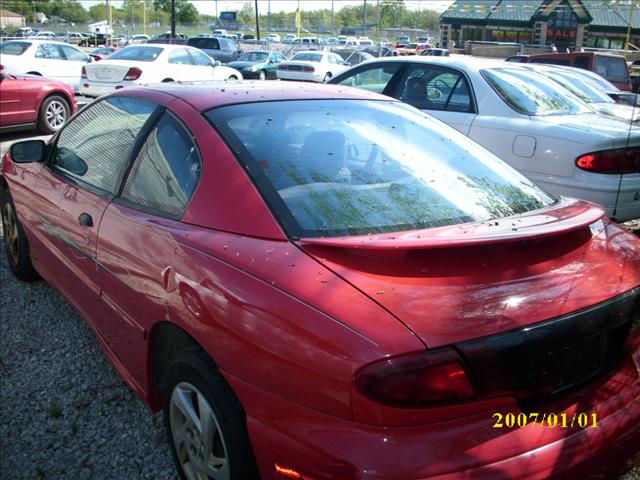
[153, 0, 200, 24]
[176, 1, 198, 24]
[237, 1, 255, 25]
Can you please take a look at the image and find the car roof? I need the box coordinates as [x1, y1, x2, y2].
[355, 55, 511, 72]
[3, 39, 75, 46]
[123, 43, 185, 51]
[291, 50, 327, 55]
[126, 80, 394, 112]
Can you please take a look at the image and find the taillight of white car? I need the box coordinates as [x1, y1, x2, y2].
[124, 67, 142, 81]
[576, 147, 640, 174]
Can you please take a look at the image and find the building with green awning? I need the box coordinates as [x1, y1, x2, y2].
[440, 0, 639, 51]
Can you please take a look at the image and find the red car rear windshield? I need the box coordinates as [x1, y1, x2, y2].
[206, 100, 554, 238]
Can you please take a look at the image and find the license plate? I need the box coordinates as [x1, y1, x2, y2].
[95, 69, 114, 80]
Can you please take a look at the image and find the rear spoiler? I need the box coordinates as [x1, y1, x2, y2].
[298, 198, 605, 251]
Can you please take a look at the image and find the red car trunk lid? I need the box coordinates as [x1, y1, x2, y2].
[298, 199, 640, 348]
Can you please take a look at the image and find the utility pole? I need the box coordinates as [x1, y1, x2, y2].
[268, 0, 271, 31]
[170, 0, 176, 39]
[107, 0, 112, 41]
[254, 0, 260, 41]
[331, 0, 334, 33]
[143, 1, 146, 35]
[363, 0, 367, 36]
[297, 0, 301, 39]
[624, 1, 635, 59]
[377, 0, 380, 39]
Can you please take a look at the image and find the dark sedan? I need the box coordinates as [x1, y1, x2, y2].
[226, 50, 286, 79]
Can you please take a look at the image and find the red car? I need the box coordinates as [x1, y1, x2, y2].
[1, 82, 640, 480]
[89, 46, 119, 61]
[0, 65, 77, 134]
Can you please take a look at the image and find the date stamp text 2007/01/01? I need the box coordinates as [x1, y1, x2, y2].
[492, 412, 598, 429]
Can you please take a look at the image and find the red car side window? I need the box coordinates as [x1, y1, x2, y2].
[120, 112, 201, 219]
[51, 96, 157, 193]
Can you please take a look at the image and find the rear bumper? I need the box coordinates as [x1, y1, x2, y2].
[226, 332, 640, 480]
[276, 71, 325, 82]
[79, 80, 138, 98]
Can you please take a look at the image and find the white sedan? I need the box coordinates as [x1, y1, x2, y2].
[330, 57, 640, 222]
[276, 51, 348, 82]
[517, 64, 640, 123]
[0, 39, 92, 91]
[80, 44, 242, 98]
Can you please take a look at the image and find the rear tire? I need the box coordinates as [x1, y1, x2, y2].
[37, 95, 70, 134]
[26, 71, 42, 76]
[1, 190, 40, 281]
[228, 75, 238, 80]
[162, 78, 175, 83]
[258, 70, 267, 80]
[323, 72, 332, 82]
[163, 350, 259, 480]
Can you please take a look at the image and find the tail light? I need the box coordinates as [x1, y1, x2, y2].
[302, 66, 315, 72]
[124, 67, 142, 81]
[81, 66, 87, 78]
[278, 65, 289, 71]
[576, 147, 640, 174]
[354, 349, 475, 408]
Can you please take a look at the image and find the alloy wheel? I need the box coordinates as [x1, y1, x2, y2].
[170, 382, 230, 480]
[45, 100, 67, 130]
[2, 202, 19, 267]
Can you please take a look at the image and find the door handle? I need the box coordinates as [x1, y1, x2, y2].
[78, 213, 93, 227]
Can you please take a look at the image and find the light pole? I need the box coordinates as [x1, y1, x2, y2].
[254, 0, 260, 41]
[170, 0, 176, 39]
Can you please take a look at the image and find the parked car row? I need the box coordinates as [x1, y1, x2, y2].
[1, 40, 638, 222]
[329, 56, 639, 222]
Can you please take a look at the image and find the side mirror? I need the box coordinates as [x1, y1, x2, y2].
[213, 60, 222, 67]
[10, 140, 46, 163]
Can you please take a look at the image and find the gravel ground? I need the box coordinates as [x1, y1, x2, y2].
[0, 132, 638, 479]
[0, 223, 177, 479]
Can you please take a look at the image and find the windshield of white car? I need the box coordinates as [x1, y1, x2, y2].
[482, 68, 591, 116]
[108, 46, 163, 62]
[206, 100, 553, 238]
[239, 52, 268, 62]
[291, 53, 323, 62]
[0, 41, 31, 55]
